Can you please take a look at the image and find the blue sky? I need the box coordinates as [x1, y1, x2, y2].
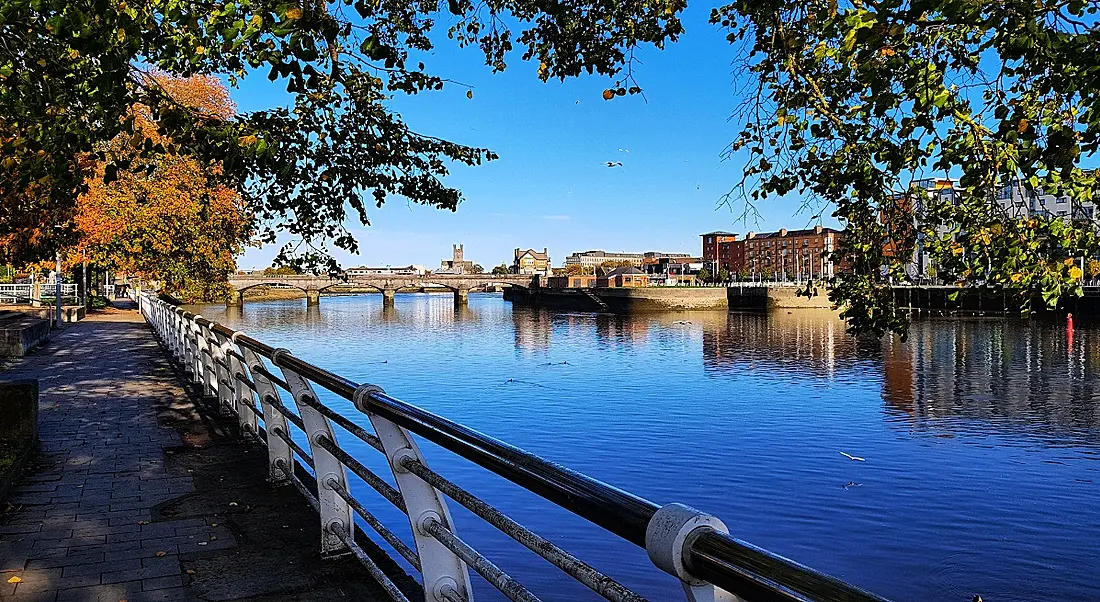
[233, 5, 835, 270]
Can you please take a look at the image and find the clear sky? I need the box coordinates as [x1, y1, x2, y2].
[233, 4, 836, 270]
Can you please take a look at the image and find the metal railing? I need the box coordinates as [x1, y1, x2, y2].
[0, 283, 80, 304]
[138, 292, 891, 602]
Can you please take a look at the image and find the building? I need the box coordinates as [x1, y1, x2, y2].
[742, 225, 842, 280]
[701, 231, 738, 262]
[564, 250, 646, 270]
[345, 265, 426, 276]
[545, 275, 596, 288]
[643, 256, 705, 284]
[513, 248, 551, 276]
[439, 244, 476, 274]
[889, 178, 1099, 280]
[994, 180, 1097, 221]
[596, 266, 649, 288]
[700, 232, 745, 274]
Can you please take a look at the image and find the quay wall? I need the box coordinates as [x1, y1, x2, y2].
[507, 287, 729, 311]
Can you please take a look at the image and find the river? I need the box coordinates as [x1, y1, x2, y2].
[191, 293, 1100, 602]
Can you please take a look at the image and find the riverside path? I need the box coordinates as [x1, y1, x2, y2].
[0, 302, 414, 602]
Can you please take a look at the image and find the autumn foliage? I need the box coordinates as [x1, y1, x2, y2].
[73, 73, 252, 302]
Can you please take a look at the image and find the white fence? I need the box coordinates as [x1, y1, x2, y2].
[0, 283, 80, 304]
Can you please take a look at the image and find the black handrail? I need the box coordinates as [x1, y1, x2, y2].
[166, 302, 890, 602]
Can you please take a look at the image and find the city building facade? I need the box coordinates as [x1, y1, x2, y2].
[700, 232, 745, 274]
[564, 250, 645, 269]
[512, 248, 552, 276]
[743, 225, 842, 279]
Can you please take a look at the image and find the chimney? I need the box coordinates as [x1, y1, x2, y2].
[779, 228, 787, 237]
[747, 231, 755, 239]
[814, 225, 823, 235]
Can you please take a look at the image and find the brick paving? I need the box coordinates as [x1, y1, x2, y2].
[0, 304, 414, 602]
[1, 306, 226, 601]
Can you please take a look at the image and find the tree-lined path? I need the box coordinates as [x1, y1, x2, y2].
[0, 305, 412, 602]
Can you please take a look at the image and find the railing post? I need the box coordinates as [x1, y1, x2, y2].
[645, 503, 743, 602]
[174, 309, 188, 364]
[227, 333, 259, 436]
[195, 320, 217, 397]
[240, 347, 293, 484]
[210, 331, 237, 416]
[186, 316, 204, 385]
[354, 385, 475, 602]
[275, 349, 353, 557]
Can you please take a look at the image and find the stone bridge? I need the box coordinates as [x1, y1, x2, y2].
[226, 274, 538, 306]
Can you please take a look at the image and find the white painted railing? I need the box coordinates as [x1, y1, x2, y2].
[0, 283, 79, 304]
[138, 292, 892, 602]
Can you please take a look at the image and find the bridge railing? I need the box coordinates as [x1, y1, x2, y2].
[138, 292, 891, 602]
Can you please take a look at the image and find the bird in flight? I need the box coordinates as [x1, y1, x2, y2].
[606, 161, 623, 168]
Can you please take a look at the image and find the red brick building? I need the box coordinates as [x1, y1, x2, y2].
[742, 225, 842, 279]
[700, 231, 745, 273]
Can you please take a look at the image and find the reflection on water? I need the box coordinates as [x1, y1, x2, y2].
[883, 320, 1100, 444]
[193, 294, 1100, 602]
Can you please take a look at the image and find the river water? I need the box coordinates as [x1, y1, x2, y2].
[192, 294, 1100, 602]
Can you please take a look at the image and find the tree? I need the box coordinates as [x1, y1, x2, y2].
[697, 267, 712, 283]
[564, 264, 590, 276]
[736, 265, 750, 281]
[718, 268, 731, 283]
[1088, 259, 1100, 279]
[491, 263, 510, 276]
[73, 74, 252, 302]
[470, 264, 485, 275]
[263, 266, 300, 276]
[713, 0, 1100, 335]
[2, 0, 686, 271]
[599, 260, 635, 269]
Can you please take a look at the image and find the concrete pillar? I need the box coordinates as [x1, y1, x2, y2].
[306, 289, 320, 306]
[31, 280, 41, 307]
[382, 287, 396, 307]
[226, 289, 243, 307]
[454, 286, 469, 308]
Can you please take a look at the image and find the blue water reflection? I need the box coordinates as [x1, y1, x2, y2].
[192, 294, 1100, 602]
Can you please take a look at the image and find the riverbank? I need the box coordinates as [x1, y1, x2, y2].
[506, 285, 835, 312]
[0, 305, 415, 601]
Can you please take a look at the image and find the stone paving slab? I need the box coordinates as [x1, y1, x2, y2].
[0, 303, 416, 602]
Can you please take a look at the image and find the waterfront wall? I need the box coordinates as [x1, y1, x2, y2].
[508, 286, 840, 312]
[507, 287, 729, 311]
[726, 285, 833, 310]
[599, 287, 729, 311]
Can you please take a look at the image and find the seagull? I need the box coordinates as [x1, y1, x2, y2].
[606, 161, 623, 168]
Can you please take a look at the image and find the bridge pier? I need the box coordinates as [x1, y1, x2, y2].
[382, 287, 396, 307]
[226, 290, 243, 307]
[306, 289, 320, 306]
[454, 286, 469, 308]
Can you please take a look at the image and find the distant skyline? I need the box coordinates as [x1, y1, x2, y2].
[233, 5, 838, 271]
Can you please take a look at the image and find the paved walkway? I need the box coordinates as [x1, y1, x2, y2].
[0, 304, 413, 602]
